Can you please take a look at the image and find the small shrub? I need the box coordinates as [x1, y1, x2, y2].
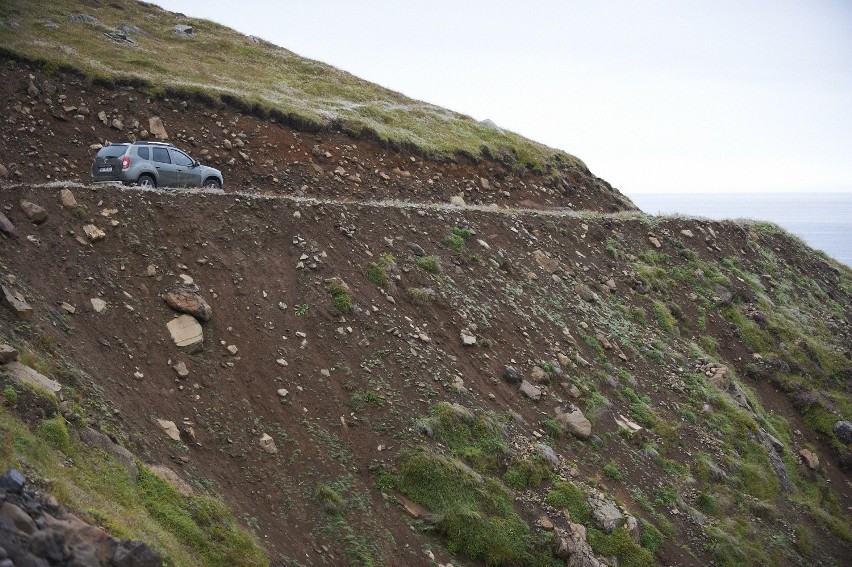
[327, 281, 352, 314]
[293, 304, 309, 316]
[794, 525, 814, 557]
[417, 255, 440, 274]
[36, 416, 71, 455]
[588, 527, 655, 567]
[366, 253, 395, 287]
[639, 520, 663, 553]
[603, 461, 624, 481]
[442, 227, 471, 253]
[503, 457, 551, 490]
[3, 386, 17, 406]
[546, 481, 590, 524]
[652, 300, 677, 335]
[405, 287, 436, 306]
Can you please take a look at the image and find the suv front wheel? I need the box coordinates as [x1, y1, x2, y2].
[203, 177, 221, 189]
[137, 174, 156, 188]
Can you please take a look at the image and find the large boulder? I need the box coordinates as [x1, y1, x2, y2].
[587, 491, 625, 533]
[163, 286, 212, 321]
[834, 421, 852, 444]
[6, 361, 61, 393]
[148, 116, 168, 139]
[1, 285, 33, 320]
[502, 365, 522, 384]
[0, 212, 19, 238]
[20, 199, 48, 224]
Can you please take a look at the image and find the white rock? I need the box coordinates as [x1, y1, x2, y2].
[156, 419, 181, 441]
[166, 314, 204, 353]
[259, 433, 278, 454]
[91, 298, 107, 312]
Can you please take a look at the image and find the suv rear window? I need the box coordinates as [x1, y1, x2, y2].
[137, 146, 150, 160]
[96, 144, 129, 158]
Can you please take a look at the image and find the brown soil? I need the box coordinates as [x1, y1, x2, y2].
[1, 55, 850, 567]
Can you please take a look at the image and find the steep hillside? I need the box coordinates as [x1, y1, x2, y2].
[0, 0, 631, 203]
[1, 182, 850, 567]
[0, 2, 851, 567]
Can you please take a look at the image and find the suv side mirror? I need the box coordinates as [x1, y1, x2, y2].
[192, 160, 200, 167]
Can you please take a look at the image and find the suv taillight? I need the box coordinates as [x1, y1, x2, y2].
[121, 156, 131, 170]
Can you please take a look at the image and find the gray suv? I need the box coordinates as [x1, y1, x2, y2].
[91, 141, 224, 189]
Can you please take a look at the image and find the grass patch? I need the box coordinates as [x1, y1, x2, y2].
[327, 280, 352, 314]
[365, 253, 395, 287]
[421, 402, 506, 473]
[417, 255, 441, 274]
[546, 480, 591, 524]
[503, 456, 551, 490]
[442, 227, 472, 253]
[587, 527, 655, 567]
[0, 407, 268, 566]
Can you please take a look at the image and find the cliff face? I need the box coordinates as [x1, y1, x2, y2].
[0, 3, 850, 567]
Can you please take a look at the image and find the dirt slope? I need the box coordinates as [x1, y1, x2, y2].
[0, 34, 850, 567]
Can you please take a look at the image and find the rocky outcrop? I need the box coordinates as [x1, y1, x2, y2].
[163, 286, 212, 321]
[0, 469, 162, 566]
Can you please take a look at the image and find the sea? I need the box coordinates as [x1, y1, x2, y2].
[624, 192, 852, 268]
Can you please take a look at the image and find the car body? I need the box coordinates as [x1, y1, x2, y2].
[91, 141, 223, 189]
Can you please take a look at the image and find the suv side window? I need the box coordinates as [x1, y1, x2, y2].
[152, 147, 171, 163]
[137, 146, 150, 160]
[170, 149, 194, 167]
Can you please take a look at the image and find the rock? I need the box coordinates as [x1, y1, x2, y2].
[648, 235, 661, 248]
[27, 79, 40, 98]
[259, 433, 278, 454]
[0, 502, 37, 535]
[226, 344, 238, 355]
[83, 224, 106, 241]
[834, 421, 852, 444]
[680, 229, 694, 238]
[58, 189, 77, 208]
[799, 448, 819, 470]
[111, 540, 163, 567]
[460, 329, 477, 346]
[533, 250, 560, 273]
[537, 514, 554, 530]
[519, 380, 542, 401]
[0, 344, 18, 364]
[111, 118, 123, 131]
[535, 443, 560, 469]
[79, 427, 139, 481]
[712, 284, 733, 305]
[574, 283, 599, 303]
[166, 314, 204, 353]
[222, 138, 232, 150]
[530, 365, 548, 383]
[6, 360, 62, 395]
[449, 195, 466, 207]
[90, 298, 107, 312]
[614, 414, 642, 434]
[588, 492, 625, 533]
[0, 469, 26, 493]
[97, 110, 108, 125]
[20, 200, 48, 224]
[276, 388, 289, 399]
[174, 24, 194, 35]
[406, 242, 425, 256]
[147, 465, 193, 497]
[148, 116, 168, 139]
[0, 163, 9, 179]
[162, 287, 212, 321]
[155, 419, 180, 441]
[502, 365, 522, 385]
[1, 286, 33, 320]
[0, 212, 19, 238]
[555, 407, 591, 440]
[172, 361, 189, 378]
[554, 522, 604, 567]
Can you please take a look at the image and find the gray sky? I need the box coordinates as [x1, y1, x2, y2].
[153, 1, 852, 194]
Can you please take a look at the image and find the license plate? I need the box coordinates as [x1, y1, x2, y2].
[99, 166, 112, 173]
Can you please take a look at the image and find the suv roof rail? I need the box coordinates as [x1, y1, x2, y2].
[132, 141, 175, 147]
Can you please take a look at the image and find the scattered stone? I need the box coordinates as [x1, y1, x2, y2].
[406, 242, 425, 256]
[1, 285, 33, 320]
[799, 448, 819, 470]
[277, 388, 289, 399]
[588, 491, 625, 533]
[834, 421, 852, 444]
[58, 189, 77, 208]
[111, 118, 124, 130]
[148, 465, 193, 497]
[519, 380, 542, 401]
[79, 427, 139, 481]
[156, 419, 181, 441]
[533, 250, 560, 273]
[530, 365, 548, 383]
[166, 314, 204, 353]
[449, 195, 466, 207]
[174, 24, 194, 35]
[0, 212, 19, 238]
[0, 163, 9, 179]
[83, 224, 106, 241]
[20, 200, 48, 224]
[537, 515, 554, 530]
[535, 443, 560, 469]
[614, 415, 642, 434]
[226, 344, 239, 355]
[648, 235, 661, 248]
[97, 110, 108, 125]
[555, 406, 591, 440]
[90, 298, 107, 312]
[163, 286, 212, 321]
[148, 116, 168, 139]
[6, 361, 61, 394]
[0, 344, 18, 364]
[172, 361, 189, 377]
[503, 365, 522, 385]
[460, 328, 477, 346]
[680, 229, 694, 238]
[574, 283, 599, 303]
[259, 433, 278, 454]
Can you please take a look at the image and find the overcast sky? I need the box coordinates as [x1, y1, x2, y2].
[153, 1, 852, 195]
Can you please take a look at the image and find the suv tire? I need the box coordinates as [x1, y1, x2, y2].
[137, 174, 156, 188]
[203, 177, 221, 189]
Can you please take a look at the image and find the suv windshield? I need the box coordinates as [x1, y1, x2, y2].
[97, 144, 129, 159]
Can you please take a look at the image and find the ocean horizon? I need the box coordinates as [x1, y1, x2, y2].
[624, 192, 852, 268]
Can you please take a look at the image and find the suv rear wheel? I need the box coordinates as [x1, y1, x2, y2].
[137, 174, 156, 188]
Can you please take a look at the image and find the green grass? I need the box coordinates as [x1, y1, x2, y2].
[366, 253, 395, 287]
[587, 527, 655, 567]
[545, 481, 591, 524]
[417, 255, 441, 274]
[327, 281, 352, 313]
[422, 402, 507, 473]
[503, 457, 551, 490]
[393, 449, 558, 566]
[0, 406, 268, 567]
